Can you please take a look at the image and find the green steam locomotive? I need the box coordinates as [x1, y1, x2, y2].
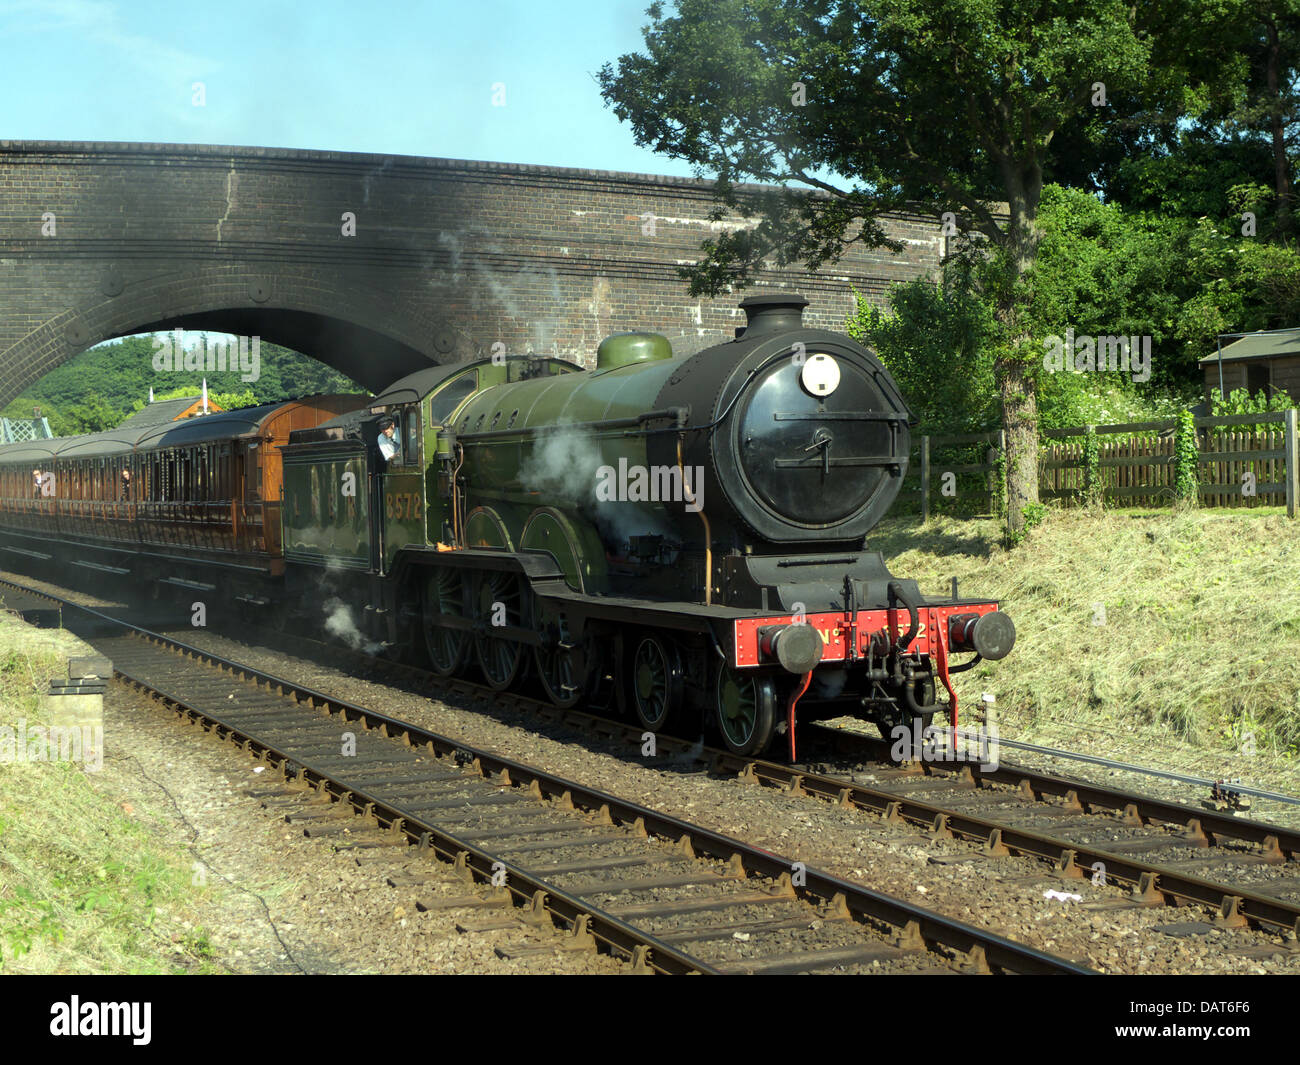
[280, 293, 1015, 757]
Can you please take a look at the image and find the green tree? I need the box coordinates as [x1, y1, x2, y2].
[51, 394, 119, 436]
[599, 0, 1156, 529]
[846, 262, 997, 436]
[1174, 216, 1300, 360]
[1215, 1, 1300, 238]
[850, 186, 1200, 437]
[3, 333, 363, 433]
[1084, 2, 1300, 237]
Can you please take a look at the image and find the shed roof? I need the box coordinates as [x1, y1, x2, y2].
[1198, 330, 1300, 365]
[115, 395, 224, 431]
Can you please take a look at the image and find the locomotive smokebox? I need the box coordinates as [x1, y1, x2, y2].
[738, 293, 809, 339]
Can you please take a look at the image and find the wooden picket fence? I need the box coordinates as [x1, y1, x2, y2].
[1042, 410, 1298, 513]
[903, 410, 1300, 520]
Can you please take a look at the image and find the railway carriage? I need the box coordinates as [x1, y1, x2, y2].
[0, 395, 365, 595]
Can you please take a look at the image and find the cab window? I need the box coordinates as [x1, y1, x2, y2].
[404, 408, 419, 464]
[429, 373, 477, 427]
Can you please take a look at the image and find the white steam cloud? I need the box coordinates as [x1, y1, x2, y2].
[519, 427, 603, 502]
[323, 597, 384, 655]
[518, 427, 680, 553]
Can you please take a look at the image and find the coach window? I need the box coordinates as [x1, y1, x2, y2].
[245, 443, 262, 501]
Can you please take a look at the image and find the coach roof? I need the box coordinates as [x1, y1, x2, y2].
[0, 401, 290, 464]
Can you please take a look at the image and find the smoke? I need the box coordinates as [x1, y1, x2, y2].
[519, 427, 603, 503]
[517, 426, 682, 554]
[436, 226, 568, 355]
[323, 596, 384, 655]
[814, 669, 848, 699]
[592, 501, 678, 556]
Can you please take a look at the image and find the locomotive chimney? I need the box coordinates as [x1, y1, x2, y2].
[736, 293, 809, 339]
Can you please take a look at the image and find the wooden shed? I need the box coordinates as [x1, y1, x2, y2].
[1201, 330, 1300, 404]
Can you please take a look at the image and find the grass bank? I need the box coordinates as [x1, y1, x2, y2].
[868, 506, 1300, 761]
[0, 608, 214, 972]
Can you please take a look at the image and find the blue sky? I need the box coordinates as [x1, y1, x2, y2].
[0, 0, 703, 178]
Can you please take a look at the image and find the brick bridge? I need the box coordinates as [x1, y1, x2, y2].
[0, 141, 947, 406]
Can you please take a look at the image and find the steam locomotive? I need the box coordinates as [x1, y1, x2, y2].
[0, 294, 1014, 758]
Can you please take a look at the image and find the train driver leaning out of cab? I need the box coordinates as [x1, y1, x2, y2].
[376, 415, 402, 466]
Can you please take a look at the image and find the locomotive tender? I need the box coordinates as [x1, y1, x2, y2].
[0, 294, 1014, 757]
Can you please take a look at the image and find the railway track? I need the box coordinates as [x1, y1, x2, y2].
[0, 578, 1090, 975]
[795, 726, 1300, 938]
[138, 590, 1300, 945]
[215, 602, 1299, 943]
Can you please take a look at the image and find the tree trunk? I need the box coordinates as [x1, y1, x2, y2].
[1266, 19, 1293, 239]
[993, 170, 1043, 532]
[998, 356, 1040, 527]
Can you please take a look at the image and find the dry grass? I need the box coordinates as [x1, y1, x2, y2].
[0, 610, 213, 973]
[869, 506, 1300, 761]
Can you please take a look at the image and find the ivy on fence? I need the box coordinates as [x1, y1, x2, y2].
[1173, 409, 1199, 506]
[914, 408, 1300, 522]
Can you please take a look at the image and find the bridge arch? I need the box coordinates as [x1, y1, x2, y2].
[4, 263, 470, 401]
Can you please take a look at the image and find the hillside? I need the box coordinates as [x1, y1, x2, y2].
[2, 335, 362, 435]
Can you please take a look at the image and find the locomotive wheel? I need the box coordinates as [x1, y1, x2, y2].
[474, 570, 529, 690]
[630, 635, 683, 732]
[423, 567, 469, 677]
[715, 667, 777, 756]
[534, 608, 587, 709]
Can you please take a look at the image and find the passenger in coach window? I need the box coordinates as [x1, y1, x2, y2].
[32, 468, 41, 497]
[121, 468, 132, 501]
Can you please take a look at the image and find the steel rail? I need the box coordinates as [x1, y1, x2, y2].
[809, 724, 1300, 861]
[939, 725, 1300, 808]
